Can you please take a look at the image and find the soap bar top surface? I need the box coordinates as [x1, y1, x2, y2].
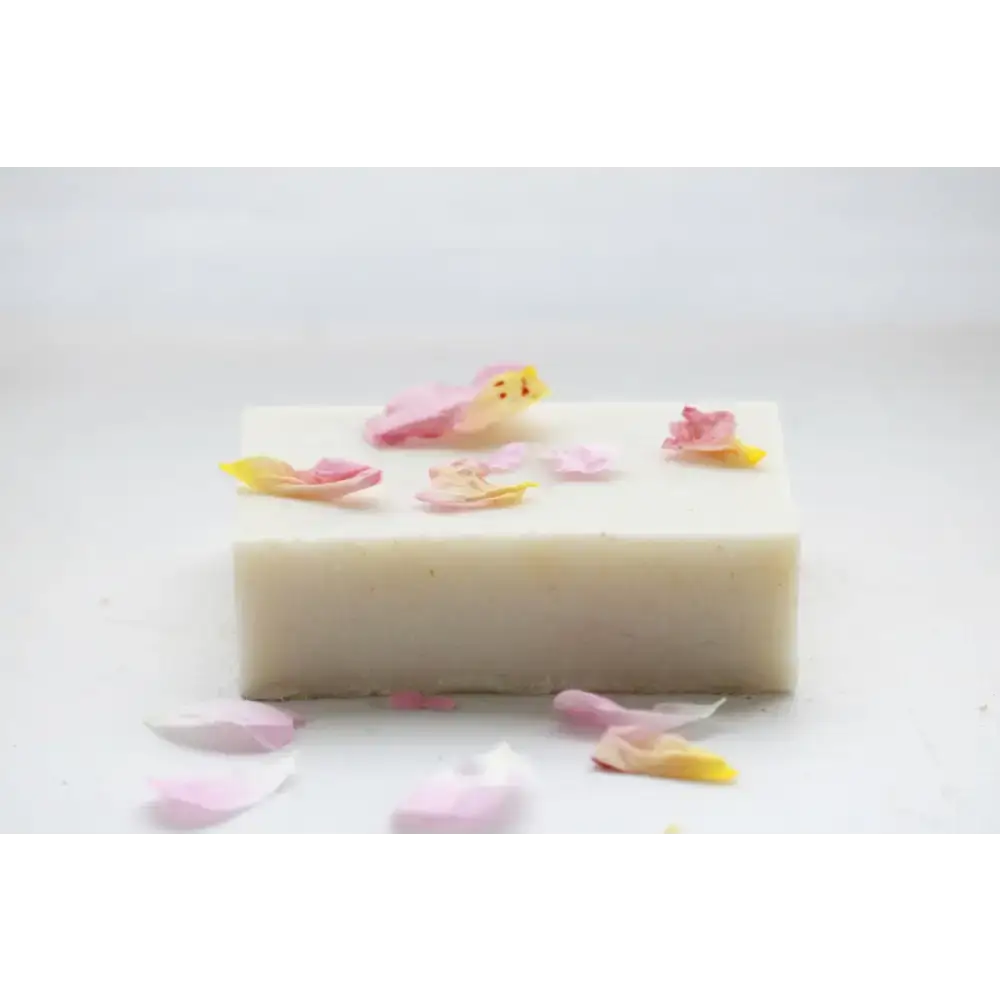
[237, 402, 795, 542]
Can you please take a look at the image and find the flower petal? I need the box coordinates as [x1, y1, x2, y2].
[392, 742, 530, 833]
[416, 461, 537, 511]
[480, 442, 528, 472]
[304, 458, 371, 483]
[549, 444, 616, 477]
[365, 383, 475, 446]
[266, 466, 382, 500]
[145, 698, 299, 752]
[388, 691, 458, 710]
[592, 726, 736, 783]
[554, 690, 724, 733]
[662, 407, 766, 467]
[221, 456, 382, 501]
[219, 456, 298, 490]
[149, 756, 295, 828]
[452, 365, 549, 433]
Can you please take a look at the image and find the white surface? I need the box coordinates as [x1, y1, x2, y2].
[2, 169, 999, 833]
[236, 402, 797, 697]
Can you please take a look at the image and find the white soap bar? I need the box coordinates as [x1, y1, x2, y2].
[234, 402, 799, 698]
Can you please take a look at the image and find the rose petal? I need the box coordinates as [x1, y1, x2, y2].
[392, 742, 530, 834]
[304, 458, 371, 483]
[553, 690, 724, 733]
[416, 462, 537, 511]
[592, 726, 736, 783]
[453, 365, 549, 433]
[149, 756, 295, 828]
[549, 445, 616, 477]
[145, 698, 299, 752]
[662, 406, 738, 452]
[220, 456, 382, 501]
[388, 690, 428, 710]
[480, 442, 527, 473]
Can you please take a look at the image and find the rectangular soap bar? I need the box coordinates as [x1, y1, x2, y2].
[234, 402, 799, 698]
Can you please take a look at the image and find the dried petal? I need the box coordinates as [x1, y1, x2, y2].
[392, 742, 530, 833]
[365, 365, 548, 446]
[479, 442, 528, 473]
[149, 756, 295, 828]
[220, 456, 382, 500]
[661, 406, 766, 467]
[453, 366, 549, 433]
[145, 698, 300, 752]
[549, 444, 616, 477]
[554, 689, 724, 733]
[416, 461, 537, 511]
[593, 726, 736, 783]
[388, 691, 457, 711]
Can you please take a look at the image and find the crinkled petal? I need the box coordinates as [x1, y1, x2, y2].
[593, 726, 736, 783]
[480, 442, 528, 473]
[149, 756, 295, 828]
[549, 445, 616, 476]
[221, 456, 381, 500]
[145, 698, 300, 752]
[364, 384, 474, 446]
[452, 366, 549, 433]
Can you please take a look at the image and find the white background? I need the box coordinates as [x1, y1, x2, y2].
[2, 168, 998, 833]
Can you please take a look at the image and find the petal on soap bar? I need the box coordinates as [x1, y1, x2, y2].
[662, 407, 738, 452]
[149, 756, 295, 828]
[146, 698, 300, 752]
[554, 690, 724, 733]
[662, 407, 766, 467]
[451, 365, 549, 433]
[549, 444, 616, 477]
[480, 442, 527, 472]
[593, 727, 737, 783]
[220, 456, 382, 501]
[388, 691, 457, 711]
[392, 742, 530, 834]
[365, 364, 548, 446]
[416, 461, 537, 511]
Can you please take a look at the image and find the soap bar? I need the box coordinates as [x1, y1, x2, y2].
[233, 402, 799, 698]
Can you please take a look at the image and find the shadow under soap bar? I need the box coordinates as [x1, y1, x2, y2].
[234, 402, 799, 698]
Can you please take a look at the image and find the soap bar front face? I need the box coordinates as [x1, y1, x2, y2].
[234, 402, 799, 698]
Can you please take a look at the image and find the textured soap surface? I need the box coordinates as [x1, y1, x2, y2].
[234, 402, 799, 698]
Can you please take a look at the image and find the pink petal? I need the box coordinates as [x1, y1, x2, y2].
[662, 406, 737, 452]
[364, 383, 475, 447]
[392, 743, 530, 834]
[145, 698, 299, 752]
[268, 466, 382, 500]
[549, 444, 616, 476]
[149, 757, 295, 828]
[553, 689, 724, 733]
[388, 690, 427, 710]
[302, 458, 371, 483]
[480, 442, 528, 473]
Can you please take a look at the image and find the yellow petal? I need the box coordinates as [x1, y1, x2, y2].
[219, 456, 297, 491]
[663, 823, 682, 834]
[654, 747, 737, 783]
[454, 365, 549, 433]
[715, 441, 767, 467]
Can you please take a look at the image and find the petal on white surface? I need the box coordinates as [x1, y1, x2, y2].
[149, 756, 295, 828]
[145, 698, 299, 752]
[481, 442, 527, 472]
[392, 742, 531, 833]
